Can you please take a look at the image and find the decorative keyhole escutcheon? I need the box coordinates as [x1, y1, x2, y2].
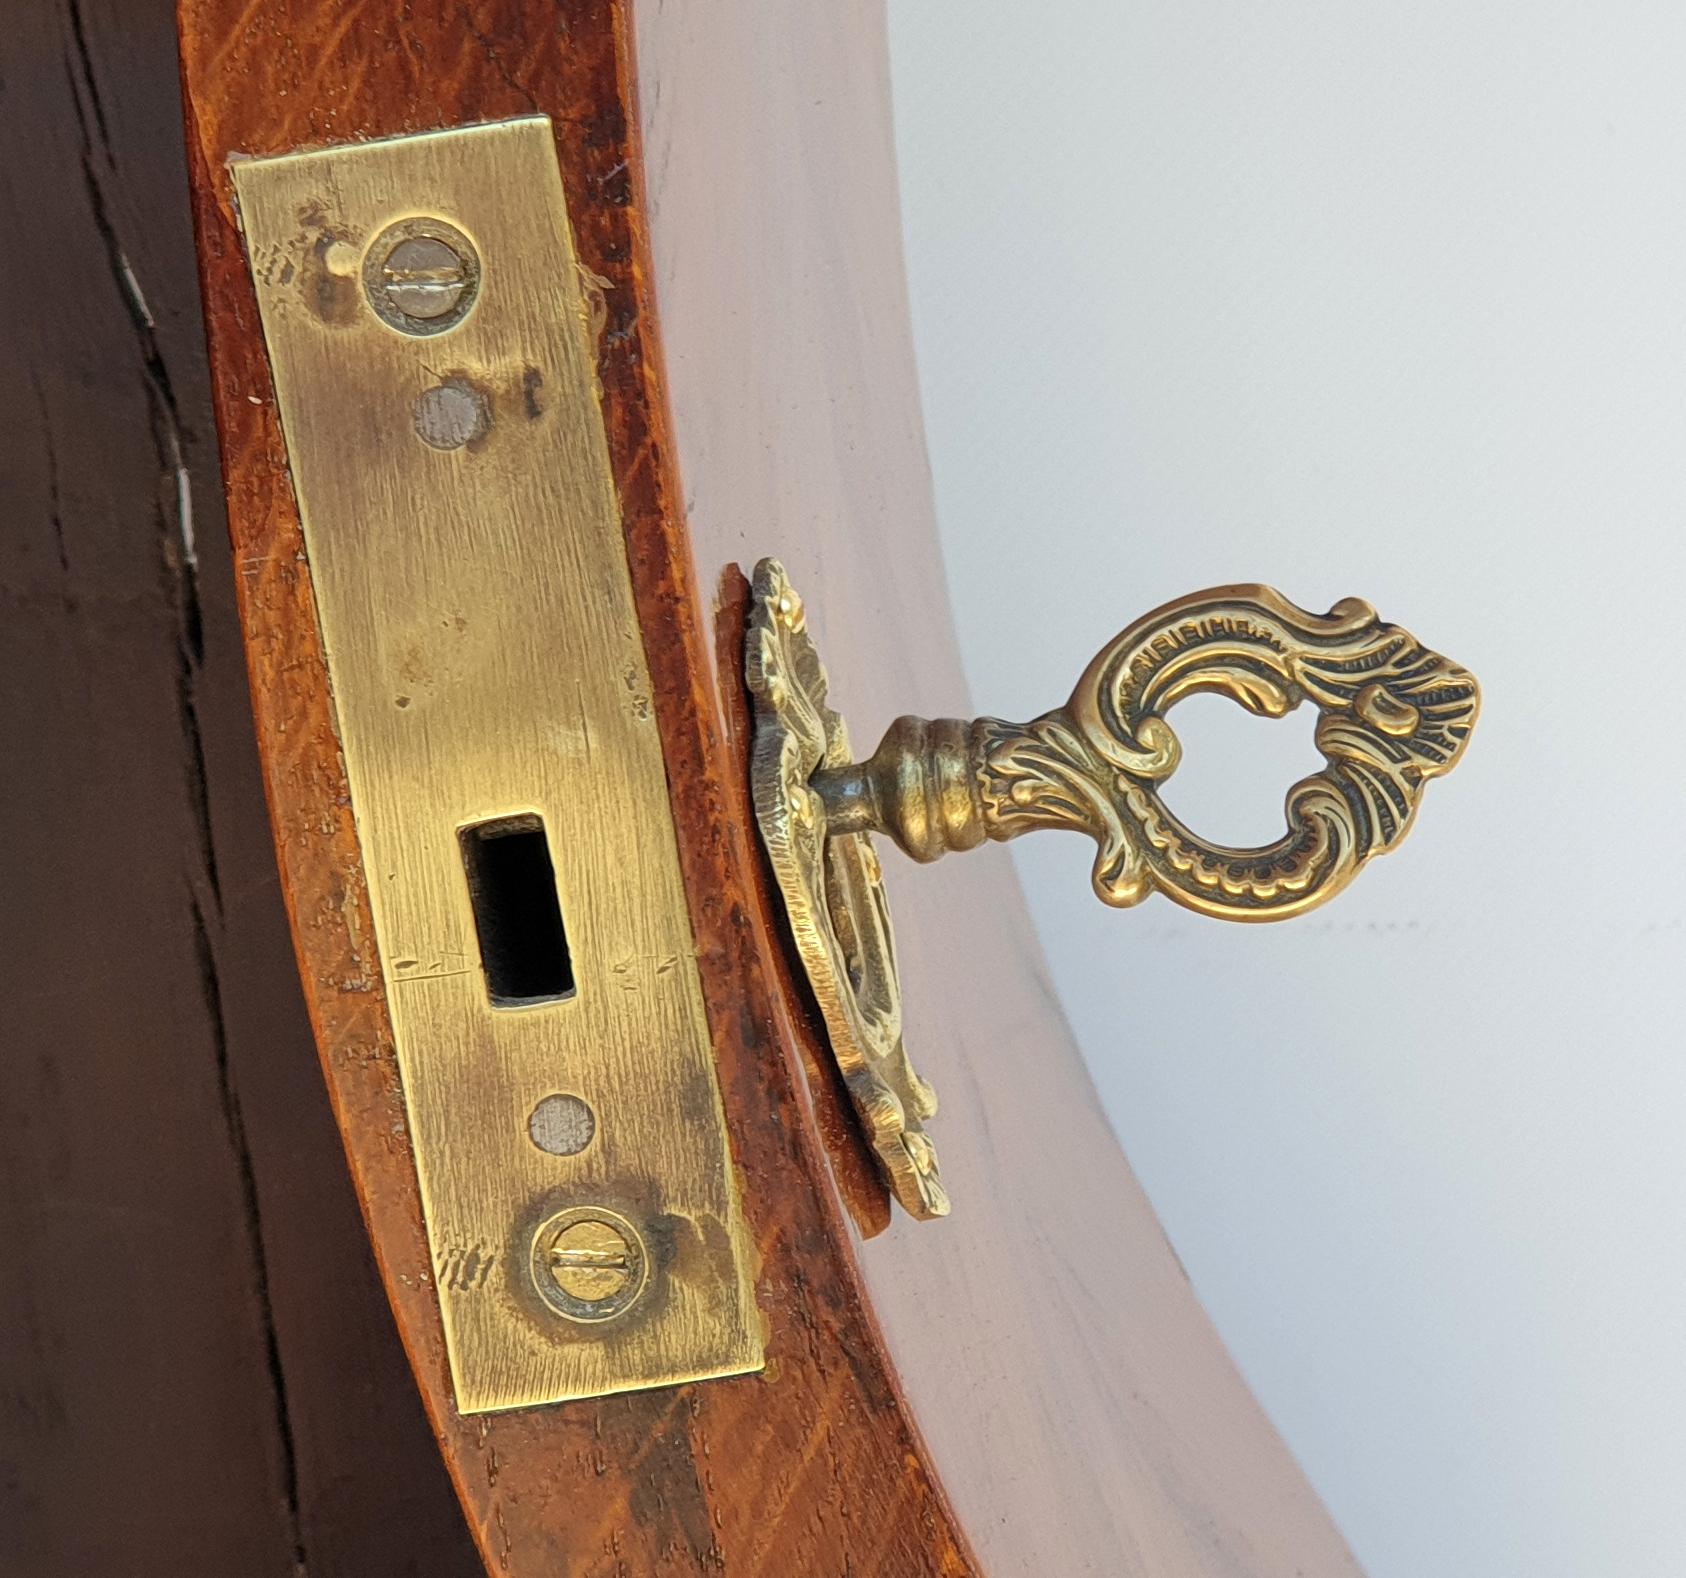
[745, 558, 1480, 1218]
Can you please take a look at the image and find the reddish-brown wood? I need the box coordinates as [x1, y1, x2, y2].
[178, 3, 974, 1575]
[174, 2, 1364, 1574]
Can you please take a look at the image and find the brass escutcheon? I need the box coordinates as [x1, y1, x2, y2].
[745, 559, 1480, 1220]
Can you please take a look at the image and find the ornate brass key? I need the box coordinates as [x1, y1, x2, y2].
[746, 558, 1479, 1218]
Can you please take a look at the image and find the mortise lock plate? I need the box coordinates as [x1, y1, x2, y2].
[746, 560, 1480, 1221]
[234, 119, 761, 1413]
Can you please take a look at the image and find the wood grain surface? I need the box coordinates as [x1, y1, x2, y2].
[177, 2, 976, 1574]
[167, 2, 1366, 1575]
[0, 3, 482, 1573]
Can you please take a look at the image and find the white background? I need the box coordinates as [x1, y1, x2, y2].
[888, 5, 1685, 1575]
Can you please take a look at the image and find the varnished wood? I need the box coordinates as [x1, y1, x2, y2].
[166, 2, 1365, 1574]
[639, 8, 1364, 1573]
[178, 3, 974, 1574]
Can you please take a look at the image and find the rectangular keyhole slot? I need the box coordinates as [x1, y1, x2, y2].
[459, 815, 574, 1007]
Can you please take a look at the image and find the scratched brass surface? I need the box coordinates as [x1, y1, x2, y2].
[234, 120, 761, 1413]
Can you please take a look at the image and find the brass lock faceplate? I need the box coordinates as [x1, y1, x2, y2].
[235, 120, 761, 1413]
[747, 559, 1480, 1220]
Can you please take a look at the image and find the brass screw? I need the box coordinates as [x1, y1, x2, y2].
[363, 218, 480, 336]
[550, 1219, 633, 1301]
[382, 236, 467, 319]
[529, 1207, 646, 1323]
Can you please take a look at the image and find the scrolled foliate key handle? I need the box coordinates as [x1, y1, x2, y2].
[745, 561, 1478, 1221]
[810, 583, 1479, 920]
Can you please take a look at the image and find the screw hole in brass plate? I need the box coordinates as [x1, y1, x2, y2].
[527, 1093, 596, 1158]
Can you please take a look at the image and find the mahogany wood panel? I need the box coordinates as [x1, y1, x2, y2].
[177, 2, 975, 1574]
[174, 2, 1366, 1575]
[0, 3, 481, 1573]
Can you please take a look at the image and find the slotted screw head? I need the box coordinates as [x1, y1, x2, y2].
[529, 1207, 647, 1323]
[363, 218, 480, 336]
